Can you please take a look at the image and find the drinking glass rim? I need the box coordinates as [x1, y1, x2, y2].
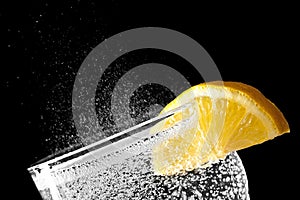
[27, 103, 191, 173]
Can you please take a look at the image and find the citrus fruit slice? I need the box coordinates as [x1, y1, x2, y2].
[152, 81, 290, 175]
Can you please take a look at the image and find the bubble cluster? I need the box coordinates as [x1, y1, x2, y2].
[47, 151, 249, 200]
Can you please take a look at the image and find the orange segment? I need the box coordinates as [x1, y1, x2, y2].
[152, 81, 290, 175]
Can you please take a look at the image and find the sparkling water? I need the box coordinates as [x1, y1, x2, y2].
[29, 127, 250, 199]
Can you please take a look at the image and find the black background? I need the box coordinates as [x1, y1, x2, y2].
[2, 1, 299, 199]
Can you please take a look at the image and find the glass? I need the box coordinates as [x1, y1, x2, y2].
[28, 104, 250, 200]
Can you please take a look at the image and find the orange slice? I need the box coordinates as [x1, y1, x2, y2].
[152, 81, 290, 175]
